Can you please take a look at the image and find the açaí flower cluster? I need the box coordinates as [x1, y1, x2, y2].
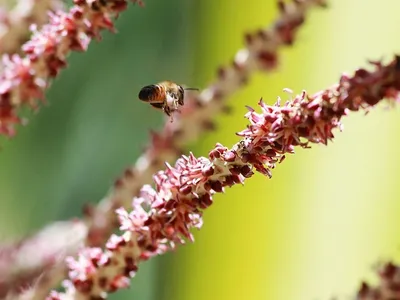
[47, 55, 400, 299]
[0, 0, 64, 55]
[0, 0, 142, 136]
[357, 262, 400, 300]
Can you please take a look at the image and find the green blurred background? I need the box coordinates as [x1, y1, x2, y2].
[1, 0, 400, 299]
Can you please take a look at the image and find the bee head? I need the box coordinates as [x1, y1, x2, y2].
[138, 85, 157, 101]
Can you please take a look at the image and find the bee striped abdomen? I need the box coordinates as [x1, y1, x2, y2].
[138, 84, 166, 103]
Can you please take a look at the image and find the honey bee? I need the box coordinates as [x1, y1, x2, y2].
[138, 81, 199, 121]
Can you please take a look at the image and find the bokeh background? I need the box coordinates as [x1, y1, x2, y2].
[1, 0, 400, 299]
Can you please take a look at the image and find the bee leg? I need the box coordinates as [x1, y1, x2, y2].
[173, 100, 179, 110]
[163, 105, 176, 123]
[163, 105, 171, 116]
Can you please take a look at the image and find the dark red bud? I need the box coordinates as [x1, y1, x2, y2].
[114, 178, 124, 188]
[257, 51, 277, 69]
[209, 149, 221, 159]
[202, 165, 214, 177]
[256, 29, 269, 41]
[380, 262, 397, 279]
[179, 185, 192, 195]
[98, 277, 107, 288]
[74, 278, 93, 293]
[124, 168, 135, 178]
[124, 256, 138, 275]
[210, 181, 223, 193]
[232, 175, 242, 184]
[165, 200, 176, 210]
[217, 66, 226, 79]
[240, 165, 253, 178]
[224, 176, 234, 186]
[265, 149, 276, 157]
[244, 32, 253, 45]
[199, 193, 213, 209]
[357, 282, 369, 297]
[229, 166, 241, 175]
[354, 68, 369, 78]
[240, 153, 251, 163]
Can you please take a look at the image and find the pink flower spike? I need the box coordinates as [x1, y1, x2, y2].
[0, 0, 142, 137]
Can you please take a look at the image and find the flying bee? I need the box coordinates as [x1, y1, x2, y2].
[138, 81, 199, 122]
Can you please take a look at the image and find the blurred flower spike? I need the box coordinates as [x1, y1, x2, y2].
[47, 55, 400, 299]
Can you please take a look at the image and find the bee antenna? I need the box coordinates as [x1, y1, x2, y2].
[184, 87, 200, 91]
